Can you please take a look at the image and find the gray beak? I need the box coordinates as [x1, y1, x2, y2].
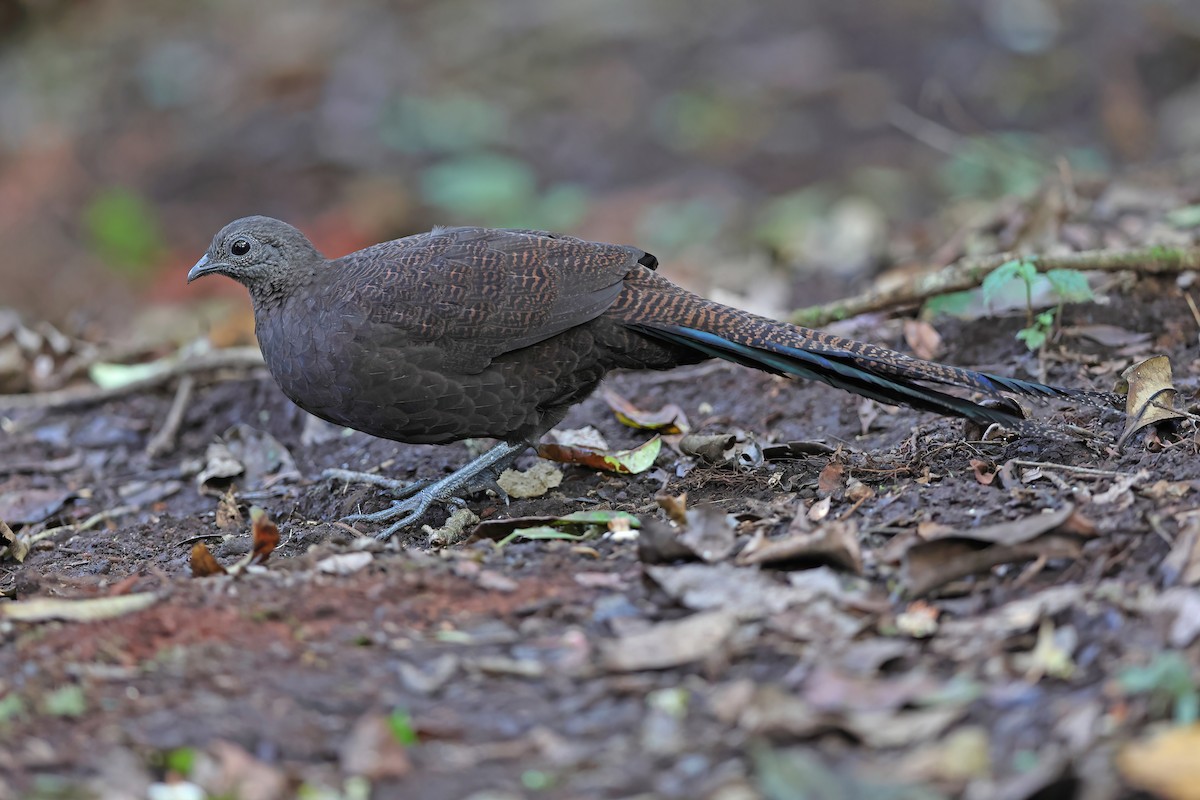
[187, 254, 215, 283]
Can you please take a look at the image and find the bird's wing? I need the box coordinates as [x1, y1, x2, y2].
[334, 227, 646, 372]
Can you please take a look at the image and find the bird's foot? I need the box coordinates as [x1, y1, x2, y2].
[326, 441, 527, 539]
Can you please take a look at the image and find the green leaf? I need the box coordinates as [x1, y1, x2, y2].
[1013, 259, 1038, 285]
[1167, 204, 1200, 229]
[922, 290, 976, 319]
[556, 510, 641, 527]
[42, 684, 86, 717]
[1045, 269, 1094, 302]
[1015, 326, 1047, 351]
[981, 260, 1023, 305]
[165, 747, 197, 776]
[0, 693, 25, 724]
[387, 708, 419, 746]
[494, 527, 586, 549]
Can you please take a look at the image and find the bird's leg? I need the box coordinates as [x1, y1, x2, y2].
[327, 440, 528, 540]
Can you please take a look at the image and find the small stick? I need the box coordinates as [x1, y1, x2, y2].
[145, 375, 195, 458]
[0, 347, 264, 411]
[1005, 459, 1138, 479]
[790, 245, 1200, 328]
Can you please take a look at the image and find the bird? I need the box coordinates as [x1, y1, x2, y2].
[188, 216, 1086, 539]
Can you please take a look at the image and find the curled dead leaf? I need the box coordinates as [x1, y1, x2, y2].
[656, 492, 689, 526]
[738, 517, 863, 574]
[902, 504, 1096, 596]
[536, 436, 661, 474]
[1118, 355, 1186, 449]
[249, 506, 280, 565]
[602, 388, 690, 434]
[190, 542, 227, 578]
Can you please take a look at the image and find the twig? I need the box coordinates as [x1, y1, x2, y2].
[0, 347, 264, 411]
[790, 245, 1200, 328]
[1004, 460, 1137, 479]
[27, 505, 138, 546]
[145, 375, 195, 458]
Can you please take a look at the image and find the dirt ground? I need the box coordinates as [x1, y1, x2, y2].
[4, 181, 1200, 799]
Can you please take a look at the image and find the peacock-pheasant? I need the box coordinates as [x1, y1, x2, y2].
[188, 217, 1086, 538]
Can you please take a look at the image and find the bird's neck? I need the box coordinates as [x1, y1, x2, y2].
[247, 266, 318, 311]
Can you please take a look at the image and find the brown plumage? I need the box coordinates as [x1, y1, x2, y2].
[189, 216, 1084, 538]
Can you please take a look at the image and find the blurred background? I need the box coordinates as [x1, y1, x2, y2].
[1, 0, 1199, 342]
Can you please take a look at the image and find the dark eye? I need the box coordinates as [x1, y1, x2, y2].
[230, 238, 251, 256]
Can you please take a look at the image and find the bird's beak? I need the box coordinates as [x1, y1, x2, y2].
[187, 254, 216, 283]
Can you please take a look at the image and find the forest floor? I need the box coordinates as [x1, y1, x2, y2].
[3, 177, 1200, 800]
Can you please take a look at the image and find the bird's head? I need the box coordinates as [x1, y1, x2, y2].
[188, 216, 323, 299]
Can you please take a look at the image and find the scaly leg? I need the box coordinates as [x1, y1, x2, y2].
[324, 440, 528, 540]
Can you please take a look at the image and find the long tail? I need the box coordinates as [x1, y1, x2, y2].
[613, 273, 1091, 426]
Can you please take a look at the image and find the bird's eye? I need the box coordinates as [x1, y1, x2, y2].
[230, 239, 251, 256]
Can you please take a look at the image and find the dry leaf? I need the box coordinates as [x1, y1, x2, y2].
[1161, 517, 1200, 587]
[190, 542, 227, 578]
[1118, 355, 1186, 449]
[807, 496, 832, 522]
[1118, 725, 1200, 800]
[601, 610, 737, 671]
[536, 436, 661, 474]
[0, 520, 28, 563]
[903, 319, 943, 360]
[316, 551, 374, 575]
[249, 506, 279, 564]
[601, 388, 690, 434]
[902, 504, 1095, 595]
[656, 492, 688, 526]
[970, 458, 997, 486]
[215, 486, 242, 530]
[818, 461, 845, 494]
[496, 461, 563, 499]
[738, 518, 863, 574]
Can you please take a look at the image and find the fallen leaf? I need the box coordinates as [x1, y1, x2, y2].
[1064, 324, 1153, 348]
[895, 600, 939, 638]
[738, 518, 862, 574]
[339, 712, 413, 780]
[0, 520, 28, 563]
[215, 487, 242, 530]
[0, 487, 74, 526]
[190, 542, 227, 578]
[602, 388, 690, 434]
[248, 506, 279, 564]
[818, 461, 844, 494]
[678, 433, 763, 468]
[656, 492, 688, 526]
[549, 425, 610, 450]
[1118, 725, 1200, 800]
[316, 551, 374, 576]
[497, 461, 563, 499]
[675, 504, 738, 563]
[471, 510, 640, 542]
[601, 610, 737, 671]
[196, 440, 244, 497]
[1118, 355, 1186, 449]
[761, 441, 837, 460]
[902, 504, 1094, 595]
[536, 436, 661, 474]
[197, 425, 300, 496]
[646, 562, 848, 620]
[2, 593, 158, 622]
[903, 319, 943, 360]
[1161, 517, 1200, 587]
[807, 496, 832, 522]
[970, 458, 997, 486]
